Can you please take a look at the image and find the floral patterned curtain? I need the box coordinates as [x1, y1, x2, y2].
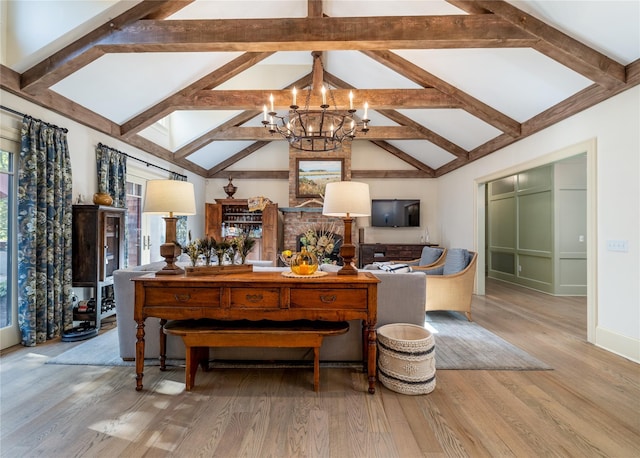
[96, 143, 128, 265]
[17, 117, 73, 346]
[170, 172, 188, 247]
[96, 143, 127, 207]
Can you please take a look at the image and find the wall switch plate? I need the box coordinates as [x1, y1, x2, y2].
[606, 240, 629, 252]
[579, 235, 585, 242]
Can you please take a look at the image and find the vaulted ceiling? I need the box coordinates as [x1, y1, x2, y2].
[1, 0, 639, 179]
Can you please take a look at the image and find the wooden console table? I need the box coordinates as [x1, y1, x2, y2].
[133, 271, 380, 393]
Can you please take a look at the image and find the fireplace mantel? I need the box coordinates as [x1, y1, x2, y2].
[279, 207, 323, 213]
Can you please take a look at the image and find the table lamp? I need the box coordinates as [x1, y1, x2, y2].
[322, 181, 371, 275]
[143, 179, 196, 275]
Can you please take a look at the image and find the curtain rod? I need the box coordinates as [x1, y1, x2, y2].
[97, 142, 187, 180]
[0, 106, 187, 180]
[1, 104, 68, 133]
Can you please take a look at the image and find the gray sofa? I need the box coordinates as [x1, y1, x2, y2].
[113, 263, 427, 362]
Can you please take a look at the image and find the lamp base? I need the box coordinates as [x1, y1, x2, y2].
[156, 242, 184, 275]
[337, 242, 358, 275]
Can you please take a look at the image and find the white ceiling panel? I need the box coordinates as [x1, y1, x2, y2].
[386, 140, 458, 169]
[168, 0, 308, 19]
[325, 51, 422, 90]
[3, 0, 142, 72]
[397, 108, 503, 151]
[187, 140, 256, 169]
[510, 0, 640, 64]
[324, 0, 465, 17]
[51, 52, 243, 124]
[393, 48, 593, 122]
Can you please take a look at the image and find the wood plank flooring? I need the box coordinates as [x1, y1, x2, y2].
[1, 279, 638, 457]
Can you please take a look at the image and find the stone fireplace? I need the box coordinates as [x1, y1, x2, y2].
[279, 207, 358, 264]
[279, 141, 357, 264]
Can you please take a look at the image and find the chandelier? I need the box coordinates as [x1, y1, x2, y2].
[262, 54, 370, 152]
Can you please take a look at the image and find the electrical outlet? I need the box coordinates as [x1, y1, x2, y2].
[607, 240, 629, 252]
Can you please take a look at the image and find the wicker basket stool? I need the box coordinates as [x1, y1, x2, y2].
[377, 323, 436, 395]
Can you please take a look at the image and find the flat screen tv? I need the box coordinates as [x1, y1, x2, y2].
[371, 199, 420, 227]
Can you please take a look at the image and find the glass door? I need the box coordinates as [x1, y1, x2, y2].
[0, 144, 18, 349]
[126, 171, 165, 267]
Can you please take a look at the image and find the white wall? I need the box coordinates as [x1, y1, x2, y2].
[0, 90, 207, 240]
[438, 86, 640, 362]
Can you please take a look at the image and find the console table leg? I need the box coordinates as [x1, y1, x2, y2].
[135, 320, 145, 391]
[159, 319, 167, 371]
[368, 328, 377, 394]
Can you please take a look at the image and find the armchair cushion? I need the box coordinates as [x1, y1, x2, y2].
[442, 248, 471, 275]
[419, 247, 444, 266]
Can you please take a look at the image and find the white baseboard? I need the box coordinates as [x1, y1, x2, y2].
[595, 326, 640, 363]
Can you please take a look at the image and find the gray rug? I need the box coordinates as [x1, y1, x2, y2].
[47, 314, 551, 370]
[426, 311, 551, 370]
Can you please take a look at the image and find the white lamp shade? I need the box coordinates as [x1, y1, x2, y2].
[322, 181, 371, 217]
[143, 180, 197, 215]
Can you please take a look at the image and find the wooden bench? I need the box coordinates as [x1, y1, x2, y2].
[163, 319, 350, 392]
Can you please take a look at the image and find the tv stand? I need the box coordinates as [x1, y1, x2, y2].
[358, 243, 438, 268]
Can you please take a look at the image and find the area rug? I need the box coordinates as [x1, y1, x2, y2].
[47, 315, 551, 371]
[426, 311, 551, 370]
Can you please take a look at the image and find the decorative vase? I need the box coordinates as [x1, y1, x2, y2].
[290, 247, 318, 275]
[93, 192, 113, 206]
[223, 177, 237, 198]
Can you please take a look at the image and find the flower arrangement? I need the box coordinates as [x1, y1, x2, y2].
[299, 222, 338, 264]
[183, 232, 256, 266]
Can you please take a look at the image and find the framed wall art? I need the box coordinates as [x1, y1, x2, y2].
[296, 159, 344, 198]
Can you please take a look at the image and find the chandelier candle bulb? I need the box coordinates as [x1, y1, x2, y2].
[349, 91, 354, 110]
[270, 94, 274, 112]
[321, 86, 327, 105]
[292, 87, 297, 106]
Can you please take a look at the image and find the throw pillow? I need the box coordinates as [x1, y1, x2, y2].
[442, 248, 469, 275]
[419, 247, 443, 266]
[379, 263, 412, 273]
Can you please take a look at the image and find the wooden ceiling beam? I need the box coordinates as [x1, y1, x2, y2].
[209, 170, 289, 180]
[120, 51, 276, 137]
[361, 50, 521, 137]
[205, 126, 423, 141]
[20, 0, 178, 96]
[449, 0, 626, 89]
[100, 16, 536, 52]
[352, 170, 434, 179]
[185, 88, 459, 110]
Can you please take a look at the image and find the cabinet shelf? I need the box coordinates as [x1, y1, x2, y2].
[72, 205, 125, 331]
[205, 199, 280, 264]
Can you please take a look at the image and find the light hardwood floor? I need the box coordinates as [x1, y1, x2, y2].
[1, 279, 638, 457]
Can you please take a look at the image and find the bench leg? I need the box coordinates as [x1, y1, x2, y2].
[185, 346, 208, 391]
